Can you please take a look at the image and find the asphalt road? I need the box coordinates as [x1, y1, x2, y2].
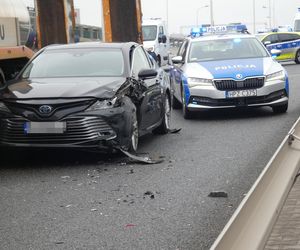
[1, 63, 300, 250]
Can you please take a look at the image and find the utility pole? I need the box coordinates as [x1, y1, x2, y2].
[210, 0, 214, 26]
[253, 0, 256, 33]
[268, 0, 272, 29]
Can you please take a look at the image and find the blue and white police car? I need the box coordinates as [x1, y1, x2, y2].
[171, 25, 289, 119]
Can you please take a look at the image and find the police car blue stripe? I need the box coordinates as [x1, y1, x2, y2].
[267, 39, 300, 50]
[197, 58, 264, 80]
[182, 75, 190, 105]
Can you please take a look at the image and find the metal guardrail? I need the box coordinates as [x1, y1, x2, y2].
[210, 117, 300, 250]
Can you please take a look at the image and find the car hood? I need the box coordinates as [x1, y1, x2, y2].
[1, 77, 127, 100]
[185, 57, 281, 80]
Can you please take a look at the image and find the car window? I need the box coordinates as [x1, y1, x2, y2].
[262, 34, 279, 44]
[159, 26, 164, 35]
[188, 37, 269, 62]
[22, 48, 125, 78]
[131, 46, 151, 78]
[142, 25, 157, 41]
[278, 33, 299, 42]
[177, 40, 189, 60]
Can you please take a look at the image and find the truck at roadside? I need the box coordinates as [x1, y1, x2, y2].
[0, 0, 34, 85]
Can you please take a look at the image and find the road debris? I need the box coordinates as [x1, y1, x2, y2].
[208, 191, 228, 198]
[119, 148, 164, 164]
[144, 191, 155, 199]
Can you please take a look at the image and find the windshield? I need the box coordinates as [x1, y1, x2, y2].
[22, 48, 125, 78]
[295, 20, 300, 32]
[142, 25, 157, 41]
[188, 37, 269, 62]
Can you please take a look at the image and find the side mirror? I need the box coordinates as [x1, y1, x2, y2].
[171, 56, 183, 64]
[138, 68, 158, 80]
[158, 37, 162, 43]
[162, 35, 167, 43]
[264, 41, 271, 46]
[270, 49, 281, 58]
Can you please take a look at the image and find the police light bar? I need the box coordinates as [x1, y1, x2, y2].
[190, 24, 248, 37]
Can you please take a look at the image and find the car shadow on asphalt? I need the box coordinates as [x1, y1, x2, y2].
[0, 133, 164, 169]
[177, 107, 281, 121]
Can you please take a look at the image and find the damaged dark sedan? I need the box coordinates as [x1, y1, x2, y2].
[0, 42, 172, 152]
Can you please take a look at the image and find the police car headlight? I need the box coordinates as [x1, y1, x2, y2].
[0, 102, 10, 113]
[86, 98, 118, 111]
[265, 70, 285, 82]
[187, 77, 213, 87]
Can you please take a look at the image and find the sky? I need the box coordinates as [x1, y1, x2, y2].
[23, 0, 300, 34]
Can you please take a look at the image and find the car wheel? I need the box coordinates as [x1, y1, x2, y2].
[0, 68, 5, 86]
[295, 50, 300, 64]
[272, 103, 288, 114]
[181, 88, 193, 119]
[157, 55, 161, 67]
[172, 94, 182, 109]
[127, 111, 139, 152]
[153, 95, 171, 134]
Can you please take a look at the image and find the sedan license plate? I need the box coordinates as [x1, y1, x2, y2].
[226, 89, 257, 98]
[24, 122, 66, 134]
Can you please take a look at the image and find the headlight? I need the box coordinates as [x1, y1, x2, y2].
[0, 102, 10, 113]
[187, 77, 213, 87]
[86, 98, 118, 112]
[265, 70, 285, 82]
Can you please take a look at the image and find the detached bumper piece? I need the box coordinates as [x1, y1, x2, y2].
[188, 90, 287, 108]
[0, 116, 116, 147]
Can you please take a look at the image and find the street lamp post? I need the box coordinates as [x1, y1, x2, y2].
[210, 0, 214, 26]
[253, 0, 256, 34]
[196, 5, 209, 26]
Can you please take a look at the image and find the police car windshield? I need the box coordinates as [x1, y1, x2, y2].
[188, 37, 269, 62]
[142, 25, 157, 41]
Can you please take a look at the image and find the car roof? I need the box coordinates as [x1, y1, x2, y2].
[187, 33, 256, 42]
[44, 42, 138, 51]
[255, 31, 300, 38]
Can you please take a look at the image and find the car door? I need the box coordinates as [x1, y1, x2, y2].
[158, 25, 168, 65]
[279, 33, 300, 60]
[131, 46, 163, 131]
[172, 40, 189, 102]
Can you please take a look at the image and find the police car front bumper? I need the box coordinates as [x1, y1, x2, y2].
[186, 80, 288, 110]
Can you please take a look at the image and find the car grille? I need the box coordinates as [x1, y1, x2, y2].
[214, 77, 265, 91]
[0, 116, 116, 145]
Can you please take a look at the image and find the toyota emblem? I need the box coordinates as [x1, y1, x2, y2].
[39, 105, 52, 114]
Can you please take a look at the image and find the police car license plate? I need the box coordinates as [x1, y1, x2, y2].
[24, 122, 66, 134]
[226, 89, 257, 98]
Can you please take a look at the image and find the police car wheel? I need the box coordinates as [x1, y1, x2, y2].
[272, 103, 288, 114]
[295, 50, 300, 64]
[181, 89, 193, 119]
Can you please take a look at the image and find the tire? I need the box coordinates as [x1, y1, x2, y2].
[172, 94, 182, 109]
[0, 68, 5, 87]
[181, 88, 193, 119]
[295, 50, 300, 64]
[272, 103, 288, 114]
[157, 55, 161, 67]
[153, 95, 171, 134]
[127, 111, 139, 152]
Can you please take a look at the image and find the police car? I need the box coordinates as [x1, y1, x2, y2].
[170, 25, 289, 119]
[256, 32, 300, 64]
